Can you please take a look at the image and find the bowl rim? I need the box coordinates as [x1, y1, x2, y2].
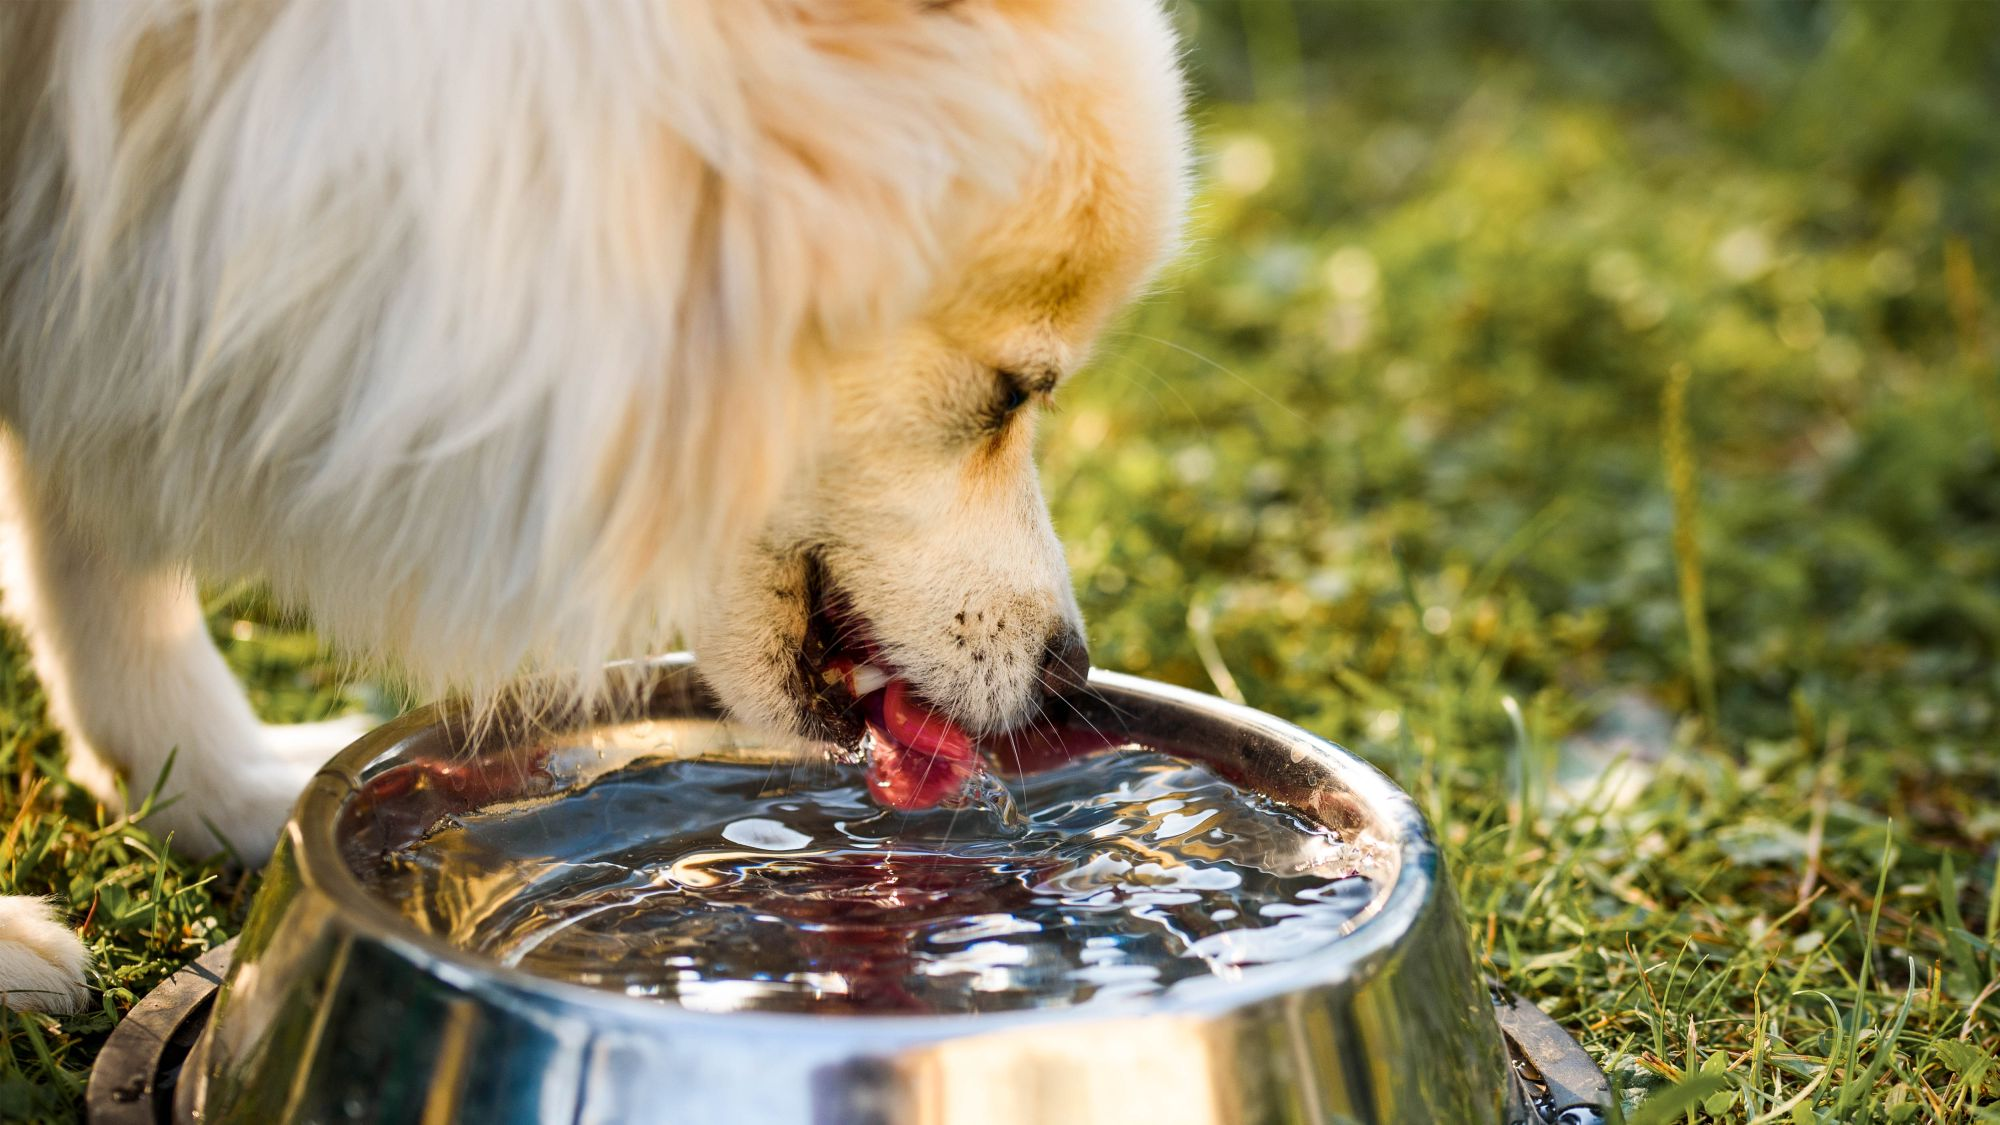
[284, 654, 1442, 1041]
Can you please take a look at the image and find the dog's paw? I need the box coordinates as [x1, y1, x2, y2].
[259, 713, 376, 770]
[0, 897, 91, 1015]
[133, 713, 378, 863]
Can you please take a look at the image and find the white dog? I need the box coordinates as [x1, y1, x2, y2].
[0, 1, 1188, 1014]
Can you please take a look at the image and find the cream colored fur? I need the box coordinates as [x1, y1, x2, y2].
[0, 0, 1187, 1015]
[0, 898, 91, 1013]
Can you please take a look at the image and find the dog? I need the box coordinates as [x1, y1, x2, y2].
[0, 0, 1188, 1014]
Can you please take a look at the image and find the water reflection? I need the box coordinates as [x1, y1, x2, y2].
[359, 746, 1383, 1015]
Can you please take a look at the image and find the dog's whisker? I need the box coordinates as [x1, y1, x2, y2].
[1112, 353, 1218, 439]
[1122, 331, 1305, 423]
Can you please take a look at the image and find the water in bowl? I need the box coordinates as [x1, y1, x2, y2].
[357, 733, 1384, 1016]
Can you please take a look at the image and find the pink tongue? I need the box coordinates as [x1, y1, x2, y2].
[862, 679, 981, 811]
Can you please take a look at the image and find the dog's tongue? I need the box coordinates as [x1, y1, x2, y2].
[862, 680, 980, 811]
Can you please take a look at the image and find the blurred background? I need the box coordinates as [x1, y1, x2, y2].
[6, 1, 1999, 1118]
[1040, 1, 2000, 1116]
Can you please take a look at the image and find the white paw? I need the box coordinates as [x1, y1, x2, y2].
[0, 897, 91, 1015]
[260, 712, 377, 769]
[134, 713, 380, 863]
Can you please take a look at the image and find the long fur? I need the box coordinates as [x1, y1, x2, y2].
[0, 0, 1189, 1014]
[1, 0, 1036, 697]
[0, 898, 91, 1014]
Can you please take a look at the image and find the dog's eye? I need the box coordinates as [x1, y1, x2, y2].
[984, 373, 1034, 431]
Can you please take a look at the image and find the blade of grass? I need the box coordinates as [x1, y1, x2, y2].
[1661, 361, 1718, 734]
[1834, 821, 1898, 1118]
[1625, 1074, 1731, 1125]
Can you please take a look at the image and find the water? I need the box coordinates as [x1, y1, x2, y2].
[356, 740, 1384, 1016]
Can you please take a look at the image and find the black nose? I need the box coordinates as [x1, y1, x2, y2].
[1036, 626, 1092, 708]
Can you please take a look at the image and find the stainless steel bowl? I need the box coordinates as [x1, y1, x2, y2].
[153, 656, 1605, 1124]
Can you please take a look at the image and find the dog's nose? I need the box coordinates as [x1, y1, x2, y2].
[1036, 626, 1093, 708]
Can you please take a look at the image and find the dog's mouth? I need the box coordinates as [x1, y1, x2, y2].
[792, 560, 982, 812]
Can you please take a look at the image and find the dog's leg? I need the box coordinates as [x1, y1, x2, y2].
[0, 454, 356, 863]
[0, 897, 89, 1014]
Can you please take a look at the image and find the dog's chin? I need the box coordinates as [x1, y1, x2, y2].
[699, 555, 995, 756]
[690, 560, 881, 749]
[784, 600, 869, 747]
[692, 641, 861, 750]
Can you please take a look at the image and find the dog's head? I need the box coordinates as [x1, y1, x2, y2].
[690, 0, 1189, 749]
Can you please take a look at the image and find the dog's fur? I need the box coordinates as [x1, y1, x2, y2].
[0, 1, 1187, 1013]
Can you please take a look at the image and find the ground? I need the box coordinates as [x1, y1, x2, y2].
[4, 2, 1998, 1121]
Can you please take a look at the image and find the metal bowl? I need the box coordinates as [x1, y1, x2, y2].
[142, 655, 1604, 1124]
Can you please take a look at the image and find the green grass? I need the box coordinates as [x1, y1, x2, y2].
[6, 1, 2000, 1120]
[0, 588, 363, 1121]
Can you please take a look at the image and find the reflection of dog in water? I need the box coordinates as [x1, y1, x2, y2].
[0, 0, 1189, 1013]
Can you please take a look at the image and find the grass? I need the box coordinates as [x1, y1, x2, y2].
[0, 588, 360, 1120]
[5, 1, 2000, 1120]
